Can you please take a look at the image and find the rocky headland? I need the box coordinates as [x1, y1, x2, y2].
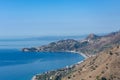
[23, 30, 120, 56]
[22, 30, 120, 80]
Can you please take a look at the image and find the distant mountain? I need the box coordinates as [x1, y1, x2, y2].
[22, 30, 120, 56]
[86, 33, 99, 40]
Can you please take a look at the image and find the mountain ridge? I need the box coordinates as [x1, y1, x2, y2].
[22, 30, 120, 56]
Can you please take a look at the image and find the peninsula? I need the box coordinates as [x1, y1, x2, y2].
[23, 31, 120, 56]
[22, 31, 120, 80]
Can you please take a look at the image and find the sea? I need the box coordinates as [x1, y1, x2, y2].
[0, 36, 85, 80]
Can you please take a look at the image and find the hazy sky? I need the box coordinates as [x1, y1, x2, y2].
[0, 0, 120, 37]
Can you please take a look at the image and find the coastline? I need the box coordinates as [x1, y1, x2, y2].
[66, 50, 89, 59]
[31, 51, 89, 80]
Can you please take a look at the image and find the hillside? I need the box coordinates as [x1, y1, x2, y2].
[32, 45, 120, 80]
[62, 45, 120, 80]
[23, 30, 120, 56]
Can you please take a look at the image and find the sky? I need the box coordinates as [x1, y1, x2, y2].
[0, 0, 120, 37]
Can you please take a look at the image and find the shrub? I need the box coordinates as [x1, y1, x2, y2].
[73, 75, 75, 77]
[96, 76, 100, 80]
[106, 66, 108, 69]
[101, 71, 105, 74]
[109, 51, 113, 55]
[101, 77, 107, 80]
[95, 65, 98, 68]
[68, 76, 71, 79]
[89, 76, 92, 78]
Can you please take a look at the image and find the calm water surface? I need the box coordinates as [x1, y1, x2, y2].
[0, 36, 85, 80]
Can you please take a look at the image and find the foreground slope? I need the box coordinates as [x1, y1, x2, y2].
[62, 45, 120, 80]
[33, 45, 120, 80]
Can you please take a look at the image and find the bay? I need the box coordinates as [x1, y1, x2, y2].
[0, 49, 84, 80]
[0, 36, 85, 80]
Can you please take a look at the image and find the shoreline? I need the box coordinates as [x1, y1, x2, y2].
[32, 51, 89, 80]
[65, 50, 89, 59]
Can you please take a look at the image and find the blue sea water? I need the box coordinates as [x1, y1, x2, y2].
[0, 36, 85, 80]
